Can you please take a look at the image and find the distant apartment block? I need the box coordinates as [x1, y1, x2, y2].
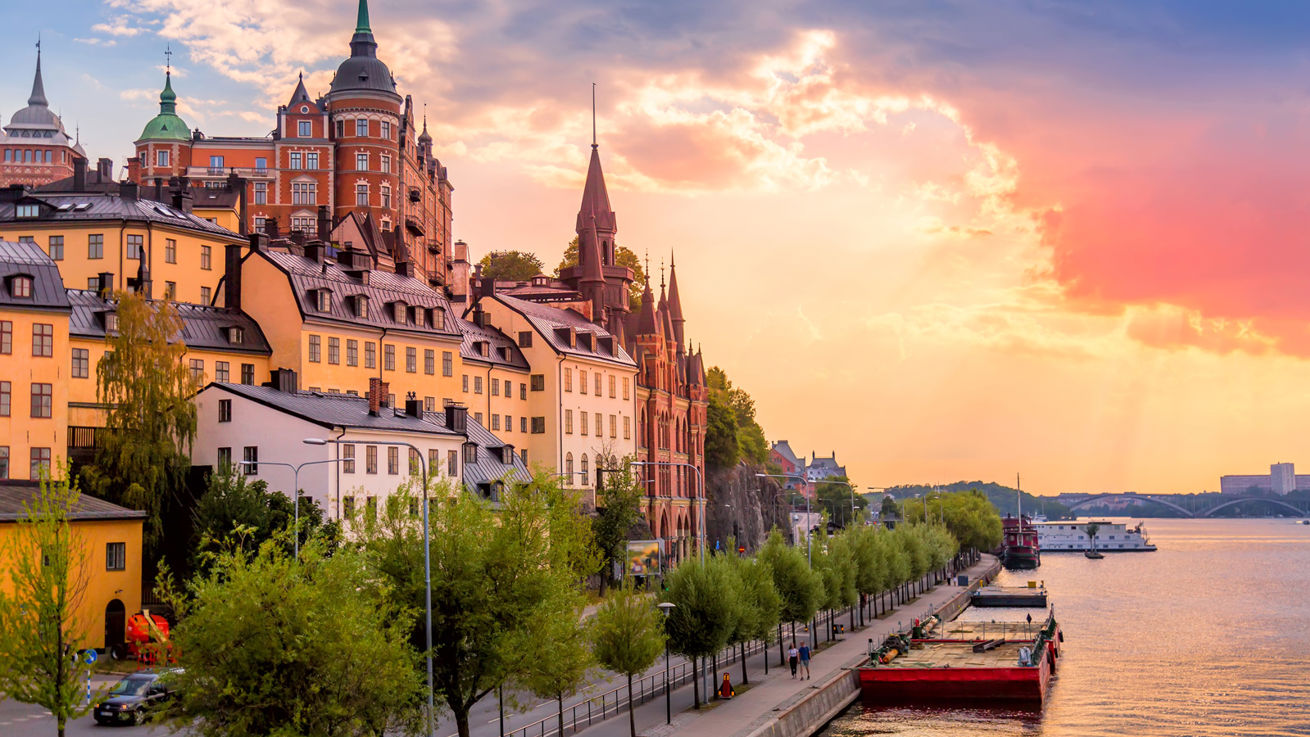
[1220, 462, 1310, 496]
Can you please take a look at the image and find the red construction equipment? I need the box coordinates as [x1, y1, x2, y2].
[125, 611, 174, 664]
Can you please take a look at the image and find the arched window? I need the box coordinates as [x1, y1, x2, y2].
[565, 452, 574, 478]
[580, 454, 589, 485]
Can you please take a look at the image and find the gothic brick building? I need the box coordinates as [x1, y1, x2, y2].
[127, 0, 454, 290]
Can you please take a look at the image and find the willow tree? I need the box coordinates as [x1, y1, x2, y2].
[84, 290, 196, 546]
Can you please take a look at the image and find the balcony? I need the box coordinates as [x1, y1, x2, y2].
[185, 166, 274, 180]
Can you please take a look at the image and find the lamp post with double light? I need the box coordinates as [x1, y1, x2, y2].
[237, 445, 348, 560]
[656, 601, 676, 724]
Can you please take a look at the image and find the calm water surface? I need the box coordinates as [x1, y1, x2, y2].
[819, 518, 1310, 737]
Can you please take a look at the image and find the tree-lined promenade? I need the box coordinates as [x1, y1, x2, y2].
[0, 466, 1001, 737]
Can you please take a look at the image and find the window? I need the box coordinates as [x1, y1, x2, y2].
[72, 348, 89, 378]
[126, 234, 143, 259]
[462, 375, 469, 392]
[366, 445, 378, 474]
[10, 276, 32, 299]
[463, 443, 478, 464]
[342, 444, 356, 473]
[356, 118, 369, 137]
[384, 344, 395, 371]
[87, 277, 99, 289]
[17, 236, 34, 245]
[201, 244, 212, 270]
[565, 409, 573, 434]
[156, 149, 169, 167]
[293, 181, 317, 205]
[210, 155, 225, 169]
[406, 346, 416, 373]
[32, 323, 52, 357]
[356, 184, 368, 206]
[609, 375, 616, 398]
[308, 335, 321, 362]
[365, 342, 376, 369]
[355, 296, 369, 318]
[565, 453, 574, 477]
[624, 415, 631, 439]
[491, 378, 499, 397]
[255, 157, 267, 171]
[298, 120, 312, 137]
[387, 446, 399, 475]
[254, 181, 268, 204]
[215, 361, 229, 382]
[530, 375, 545, 391]
[15, 204, 37, 218]
[335, 119, 344, 137]
[290, 152, 302, 169]
[520, 383, 527, 400]
[424, 349, 435, 375]
[492, 414, 501, 431]
[425, 396, 435, 411]
[329, 337, 340, 365]
[88, 234, 103, 259]
[307, 152, 319, 169]
[610, 414, 617, 438]
[564, 368, 572, 392]
[189, 359, 204, 383]
[48, 236, 63, 261]
[241, 363, 255, 385]
[521, 416, 527, 433]
[381, 184, 391, 208]
[474, 376, 483, 394]
[254, 217, 266, 232]
[343, 496, 356, 518]
[356, 152, 369, 171]
[447, 450, 458, 476]
[26, 384, 49, 418]
[316, 289, 331, 312]
[519, 331, 533, 347]
[0, 447, 6, 479]
[381, 154, 391, 174]
[595, 373, 602, 395]
[0, 381, 10, 415]
[580, 455, 589, 485]
[474, 412, 483, 425]
[218, 399, 232, 422]
[442, 351, 453, 376]
[595, 413, 602, 438]
[347, 339, 358, 366]
[30, 448, 51, 479]
[532, 417, 546, 434]
[201, 286, 212, 304]
[164, 238, 177, 264]
[581, 412, 588, 436]
[579, 370, 587, 394]
[380, 120, 391, 139]
[164, 281, 176, 300]
[242, 446, 258, 475]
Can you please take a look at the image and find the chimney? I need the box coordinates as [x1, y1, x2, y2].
[96, 272, 114, 299]
[120, 181, 138, 202]
[172, 188, 194, 213]
[0, 184, 27, 202]
[268, 368, 298, 393]
[249, 232, 269, 252]
[404, 392, 423, 418]
[72, 157, 86, 191]
[395, 260, 413, 277]
[225, 243, 244, 311]
[264, 216, 279, 239]
[304, 240, 325, 263]
[445, 403, 468, 434]
[153, 177, 166, 204]
[472, 305, 490, 329]
[289, 229, 306, 246]
[317, 205, 331, 241]
[367, 377, 390, 416]
[97, 158, 113, 181]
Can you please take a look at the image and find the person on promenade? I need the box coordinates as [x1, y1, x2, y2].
[719, 673, 735, 700]
[788, 643, 799, 678]
[798, 642, 812, 680]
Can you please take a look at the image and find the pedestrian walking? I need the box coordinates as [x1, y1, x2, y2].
[788, 642, 799, 678]
[799, 642, 811, 680]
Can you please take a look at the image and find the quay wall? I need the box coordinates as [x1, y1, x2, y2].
[743, 556, 1003, 737]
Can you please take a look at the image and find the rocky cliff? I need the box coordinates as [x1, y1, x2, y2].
[705, 462, 793, 553]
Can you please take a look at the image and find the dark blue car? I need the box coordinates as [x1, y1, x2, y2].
[93, 669, 181, 726]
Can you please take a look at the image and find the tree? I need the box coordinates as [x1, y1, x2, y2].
[361, 480, 590, 737]
[704, 390, 741, 468]
[0, 469, 98, 737]
[879, 494, 900, 520]
[591, 585, 666, 737]
[901, 490, 1002, 552]
[706, 367, 768, 466]
[592, 456, 644, 594]
[82, 290, 196, 547]
[756, 530, 822, 660]
[164, 535, 419, 737]
[190, 467, 338, 576]
[728, 554, 780, 682]
[556, 238, 647, 310]
[519, 603, 593, 737]
[478, 250, 546, 282]
[662, 556, 741, 709]
[1085, 522, 1101, 552]
[816, 476, 866, 528]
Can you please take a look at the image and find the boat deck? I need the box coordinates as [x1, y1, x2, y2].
[878, 641, 1032, 669]
[937, 620, 1049, 641]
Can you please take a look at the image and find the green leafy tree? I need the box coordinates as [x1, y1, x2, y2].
[83, 290, 196, 547]
[756, 529, 823, 659]
[662, 556, 741, 708]
[879, 494, 900, 520]
[519, 603, 593, 737]
[478, 250, 547, 282]
[0, 469, 99, 737]
[591, 585, 666, 737]
[850, 525, 888, 621]
[728, 553, 780, 683]
[361, 480, 590, 737]
[901, 490, 1002, 552]
[164, 535, 419, 737]
[592, 456, 644, 594]
[816, 476, 865, 528]
[556, 238, 648, 310]
[704, 390, 741, 468]
[1085, 522, 1101, 552]
[706, 367, 768, 465]
[190, 468, 338, 575]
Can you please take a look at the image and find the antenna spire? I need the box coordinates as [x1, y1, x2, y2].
[165, 44, 173, 76]
[591, 82, 597, 148]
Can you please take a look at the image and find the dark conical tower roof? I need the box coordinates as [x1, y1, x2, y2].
[28, 46, 47, 107]
[329, 0, 398, 97]
[288, 72, 312, 106]
[576, 145, 616, 234]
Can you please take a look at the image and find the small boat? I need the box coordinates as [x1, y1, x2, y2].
[1083, 550, 1104, 559]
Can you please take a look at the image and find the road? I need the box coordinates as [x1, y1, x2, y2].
[0, 673, 176, 737]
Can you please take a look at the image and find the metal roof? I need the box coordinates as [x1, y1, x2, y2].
[0, 240, 71, 311]
[0, 192, 240, 239]
[67, 290, 271, 355]
[456, 317, 529, 370]
[492, 294, 635, 366]
[0, 483, 146, 522]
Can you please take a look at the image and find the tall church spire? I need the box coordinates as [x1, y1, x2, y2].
[29, 38, 47, 107]
[668, 251, 685, 346]
[355, 0, 372, 33]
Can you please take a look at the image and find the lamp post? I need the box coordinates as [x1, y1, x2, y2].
[656, 601, 676, 724]
[632, 461, 705, 563]
[755, 473, 812, 566]
[307, 437, 434, 737]
[238, 446, 347, 560]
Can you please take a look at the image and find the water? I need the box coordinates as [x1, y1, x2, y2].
[819, 518, 1310, 737]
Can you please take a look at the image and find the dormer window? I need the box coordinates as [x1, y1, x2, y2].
[354, 295, 369, 319]
[226, 326, 245, 344]
[474, 341, 488, 357]
[463, 442, 478, 464]
[9, 275, 33, 299]
[316, 289, 331, 312]
[104, 313, 119, 333]
[433, 307, 444, 328]
[392, 302, 407, 322]
[413, 308, 425, 328]
[15, 204, 38, 219]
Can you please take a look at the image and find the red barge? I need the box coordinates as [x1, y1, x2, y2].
[858, 615, 1062, 704]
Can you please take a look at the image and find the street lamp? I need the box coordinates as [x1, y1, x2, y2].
[632, 461, 705, 563]
[656, 601, 676, 724]
[238, 443, 348, 560]
[307, 436, 434, 737]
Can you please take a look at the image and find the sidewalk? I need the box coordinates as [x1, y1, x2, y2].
[582, 554, 999, 737]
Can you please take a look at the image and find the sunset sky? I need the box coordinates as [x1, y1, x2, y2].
[8, 1, 1310, 495]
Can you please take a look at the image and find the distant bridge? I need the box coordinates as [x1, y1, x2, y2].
[1065, 492, 1308, 518]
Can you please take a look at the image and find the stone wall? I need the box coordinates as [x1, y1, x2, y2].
[705, 462, 793, 553]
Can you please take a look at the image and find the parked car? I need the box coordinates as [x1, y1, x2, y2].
[93, 668, 182, 726]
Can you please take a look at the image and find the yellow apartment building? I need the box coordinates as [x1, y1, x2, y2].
[0, 483, 145, 651]
[456, 310, 533, 465]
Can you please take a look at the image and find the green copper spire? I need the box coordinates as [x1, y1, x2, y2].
[355, 0, 371, 33]
[138, 68, 190, 143]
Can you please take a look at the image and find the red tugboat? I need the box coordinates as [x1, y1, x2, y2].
[1001, 515, 1041, 570]
[858, 614, 1061, 704]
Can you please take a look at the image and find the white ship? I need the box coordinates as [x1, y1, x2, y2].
[1034, 520, 1157, 552]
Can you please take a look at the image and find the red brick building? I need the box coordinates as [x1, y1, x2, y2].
[0, 47, 87, 189]
[127, 0, 454, 289]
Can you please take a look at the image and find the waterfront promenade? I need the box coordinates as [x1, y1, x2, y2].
[577, 554, 1001, 737]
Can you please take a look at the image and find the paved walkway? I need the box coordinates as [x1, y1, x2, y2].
[575, 554, 999, 737]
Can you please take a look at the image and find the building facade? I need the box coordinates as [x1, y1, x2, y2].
[127, 0, 454, 290]
[1220, 462, 1310, 496]
[0, 48, 87, 189]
